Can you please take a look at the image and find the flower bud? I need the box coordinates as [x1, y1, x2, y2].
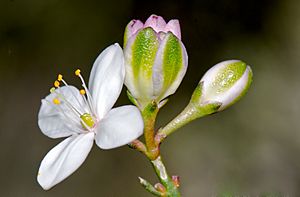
[193, 60, 253, 111]
[123, 14, 188, 108]
[157, 60, 252, 141]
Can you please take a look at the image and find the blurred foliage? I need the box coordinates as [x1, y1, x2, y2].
[1, 0, 300, 196]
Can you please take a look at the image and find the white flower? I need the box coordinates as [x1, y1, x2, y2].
[37, 43, 144, 190]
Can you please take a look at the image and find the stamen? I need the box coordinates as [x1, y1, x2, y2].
[56, 74, 68, 86]
[53, 98, 61, 105]
[46, 99, 85, 133]
[52, 89, 82, 116]
[53, 74, 86, 115]
[47, 69, 100, 133]
[75, 69, 81, 76]
[54, 80, 60, 88]
[75, 69, 96, 116]
[80, 91, 91, 115]
[60, 79, 68, 86]
[58, 78, 89, 115]
[80, 89, 86, 95]
[57, 74, 63, 81]
[50, 87, 56, 93]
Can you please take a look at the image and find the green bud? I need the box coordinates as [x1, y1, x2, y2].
[194, 60, 253, 111]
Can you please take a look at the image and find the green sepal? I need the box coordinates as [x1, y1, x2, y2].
[209, 61, 247, 94]
[190, 81, 222, 115]
[196, 101, 222, 116]
[157, 33, 184, 100]
[227, 67, 253, 107]
[190, 81, 203, 103]
[158, 99, 169, 109]
[131, 27, 159, 84]
[126, 90, 139, 106]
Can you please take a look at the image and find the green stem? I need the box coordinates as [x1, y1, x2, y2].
[157, 101, 221, 143]
[151, 156, 181, 197]
[157, 103, 200, 142]
[135, 101, 181, 196]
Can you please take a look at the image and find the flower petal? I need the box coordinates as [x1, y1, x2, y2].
[38, 86, 86, 138]
[152, 32, 188, 101]
[95, 105, 143, 149]
[164, 19, 181, 40]
[37, 132, 94, 190]
[124, 19, 144, 47]
[144, 14, 167, 33]
[89, 43, 125, 119]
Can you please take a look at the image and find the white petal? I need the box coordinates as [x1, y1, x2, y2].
[95, 105, 143, 149]
[38, 86, 87, 138]
[37, 132, 94, 190]
[89, 43, 125, 119]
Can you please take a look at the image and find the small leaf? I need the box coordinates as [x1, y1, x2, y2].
[138, 177, 163, 197]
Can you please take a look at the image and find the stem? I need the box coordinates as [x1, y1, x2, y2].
[157, 103, 200, 142]
[135, 101, 181, 196]
[151, 156, 181, 197]
[142, 102, 159, 160]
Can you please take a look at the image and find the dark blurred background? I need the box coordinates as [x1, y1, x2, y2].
[1, 0, 300, 196]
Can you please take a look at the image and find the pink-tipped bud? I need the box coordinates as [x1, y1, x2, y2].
[144, 14, 167, 33]
[123, 15, 187, 108]
[164, 19, 181, 40]
[123, 19, 144, 46]
[172, 175, 180, 187]
[154, 183, 166, 193]
[124, 14, 182, 47]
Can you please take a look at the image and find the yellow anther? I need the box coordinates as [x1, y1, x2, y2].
[57, 74, 63, 81]
[54, 80, 60, 88]
[80, 89, 86, 95]
[75, 69, 81, 76]
[53, 98, 60, 105]
[50, 87, 56, 93]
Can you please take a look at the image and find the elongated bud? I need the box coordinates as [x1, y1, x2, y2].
[124, 14, 188, 109]
[195, 60, 252, 111]
[157, 60, 252, 141]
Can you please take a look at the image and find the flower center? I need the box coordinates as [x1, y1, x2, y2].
[50, 69, 97, 132]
